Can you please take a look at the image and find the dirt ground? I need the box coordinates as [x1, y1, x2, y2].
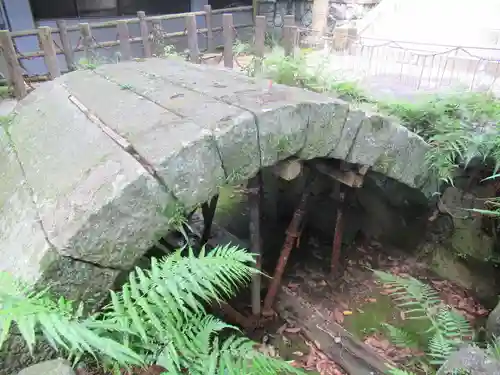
[262, 235, 491, 374]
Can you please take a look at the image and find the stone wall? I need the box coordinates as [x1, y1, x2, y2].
[257, 0, 378, 30]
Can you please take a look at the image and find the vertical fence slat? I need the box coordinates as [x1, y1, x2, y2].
[223, 13, 234, 69]
[254, 15, 266, 73]
[38, 26, 61, 79]
[117, 20, 132, 60]
[0, 31, 26, 98]
[56, 20, 75, 71]
[79, 23, 94, 62]
[185, 14, 200, 63]
[151, 19, 162, 56]
[283, 15, 296, 56]
[204, 5, 215, 53]
[137, 11, 151, 58]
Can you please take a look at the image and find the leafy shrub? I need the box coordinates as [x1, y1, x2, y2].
[0, 245, 305, 375]
[379, 93, 500, 184]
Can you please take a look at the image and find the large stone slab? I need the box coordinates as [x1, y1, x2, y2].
[6, 81, 173, 270]
[104, 59, 351, 169]
[61, 69, 225, 208]
[95, 61, 261, 186]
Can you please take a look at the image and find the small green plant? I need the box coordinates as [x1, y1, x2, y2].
[0, 245, 306, 374]
[373, 270, 474, 370]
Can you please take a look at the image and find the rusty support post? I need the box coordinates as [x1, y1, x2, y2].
[216, 302, 255, 329]
[248, 172, 263, 316]
[201, 194, 219, 244]
[262, 184, 310, 315]
[331, 183, 345, 274]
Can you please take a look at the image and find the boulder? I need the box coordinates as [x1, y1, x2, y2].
[436, 345, 500, 375]
[17, 359, 75, 375]
[439, 186, 496, 261]
[425, 243, 498, 301]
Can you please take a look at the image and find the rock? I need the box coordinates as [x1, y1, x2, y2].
[486, 300, 500, 339]
[439, 186, 496, 261]
[436, 345, 500, 375]
[17, 359, 75, 375]
[356, 172, 428, 249]
[425, 243, 498, 301]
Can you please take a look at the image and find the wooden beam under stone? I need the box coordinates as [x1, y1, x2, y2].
[273, 158, 303, 181]
[313, 161, 365, 188]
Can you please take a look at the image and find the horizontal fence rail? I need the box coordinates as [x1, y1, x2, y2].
[2, 5, 498, 100]
[297, 26, 500, 96]
[0, 5, 254, 99]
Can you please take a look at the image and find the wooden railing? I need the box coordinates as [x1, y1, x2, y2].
[0, 5, 255, 99]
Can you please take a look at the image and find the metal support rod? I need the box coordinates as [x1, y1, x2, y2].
[216, 302, 256, 330]
[201, 194, 219, 244]
[331, 183, 345, 274]
[262, 184, 310, 315]
[248, 172, 263, 316]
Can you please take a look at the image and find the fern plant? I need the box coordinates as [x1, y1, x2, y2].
[373, 270, 473, 368]
[0, 245, 306, 375]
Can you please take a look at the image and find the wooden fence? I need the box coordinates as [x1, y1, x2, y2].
[0, 5, 287, 99]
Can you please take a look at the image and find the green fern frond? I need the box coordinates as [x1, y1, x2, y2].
[435, 308, 473, 342]
[427, 331, 456, 365]
[381, 324, 418, 349]
[373, 270, 474, 369]
[372, 270, 441, 322]
[0, 272, 142, 365]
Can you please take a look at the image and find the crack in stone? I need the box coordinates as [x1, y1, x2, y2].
[62, 253, 124, 271]
[133, 67, 265, 173]
[65, 91, 178, 205]
[329, 105, 350, 157]
[344, 112, 365, 162]
[2, 123, 55, 249]
[92, 70, 230, 182]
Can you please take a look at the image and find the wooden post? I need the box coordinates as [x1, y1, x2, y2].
[201, 195, 219, 244]
[117, 20, 132, 60]
[310, 0, 329, 46]
[137, 11, 152, 58]
[79, 23, 94, 62]
[56, 20, 75, 71]
[185, 14, 200, 63]
[283, 15, 296, 56]
[151, 19, 162, 57]
[204, 5, 215, 53]
[254, 15, 266, 73]
[248, 173, 263, 316]
[222, 13, 234, 69]
[38, 26, 60, 79]
[0, 31, 26, 98]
